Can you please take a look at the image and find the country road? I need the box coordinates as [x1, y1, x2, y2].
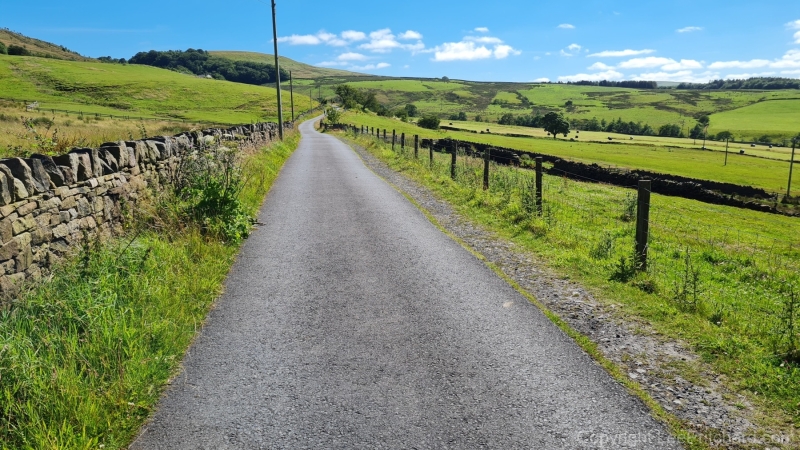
[130, 119, 681, 449]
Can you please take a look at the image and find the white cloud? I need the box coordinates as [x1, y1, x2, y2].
[341, 30, 367, 41]
[560, 50, 574, 57]
[786, 20, 800, 43]
[359, 28, 425, 54]
[710, 50, 800, 71]
[399, 30, 423, 40]
[558, 24, 575, 29]
[677, 26, 703, 33]
[567, 43, 582, 51]
[337, 52, 368, 61]
[351, 62, 391, 71]
[466, 36, 504, 44]
[781, 69, 800, 75]
[588, 49, 656, 58]
[709, 60, 771, 69]
[661, 59, 704, 71]
[558, 70, 624, 82]
[278, 30, 355, 46]
[533, 77, 550, 82]
[795, 30, 800, 44]
[432, 40, 519, 61]
[588, 62, 613, 71]
[618, 57, 676, 68]
[278, 34, 323, 45]
[475, 27, 490, 33]
[433, 41, 493, 61]
[494, 45, 521, 59]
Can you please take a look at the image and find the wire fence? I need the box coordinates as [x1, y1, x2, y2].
[345, 124, 800, 363]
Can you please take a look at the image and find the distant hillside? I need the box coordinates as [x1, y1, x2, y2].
[210, 51, 369, 79]
[0, 28, 92, 62]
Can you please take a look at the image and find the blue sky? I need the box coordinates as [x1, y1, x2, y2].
[3, 0, 800, 82]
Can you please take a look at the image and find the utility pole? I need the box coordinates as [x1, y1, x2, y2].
[289, 70, 295, 122]
[270, 0, 284, 140]
[789, 137, 798, 198]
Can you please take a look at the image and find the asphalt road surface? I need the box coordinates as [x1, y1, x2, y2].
[131, 119, 681, 449]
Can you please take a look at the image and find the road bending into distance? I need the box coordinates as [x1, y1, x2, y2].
[131, 119, 681, 449]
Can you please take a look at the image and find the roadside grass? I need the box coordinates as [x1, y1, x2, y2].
[0, 55, 316, 124]
[341, 112, 800, 195]
[339, 130, 800, 441]
[0, 133, 300, 449]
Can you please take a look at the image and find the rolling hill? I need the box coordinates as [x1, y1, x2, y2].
[210, 51, 369, 79]
[0, 28, 92, 62]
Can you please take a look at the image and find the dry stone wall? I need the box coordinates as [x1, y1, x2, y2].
[0, 122, 286, 299]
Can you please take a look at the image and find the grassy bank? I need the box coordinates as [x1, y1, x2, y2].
[0, 133, 299, 449]
[337, 130, 800, 441]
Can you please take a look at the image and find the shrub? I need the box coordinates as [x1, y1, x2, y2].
[7, 45, 32, 56]
[417, 115, 440, 130]
[0, 42, 7, 55]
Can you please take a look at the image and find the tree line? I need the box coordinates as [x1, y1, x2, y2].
[128, 49, 289, 86]
[563, 80, 658, 89]
[676, 77, 800, 90]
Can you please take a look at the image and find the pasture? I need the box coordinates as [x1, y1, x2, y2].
[341, 112, 800, 195]
[0, 55, 315, 124]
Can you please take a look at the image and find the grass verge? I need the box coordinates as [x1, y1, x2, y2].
[0, 133, 299, 449]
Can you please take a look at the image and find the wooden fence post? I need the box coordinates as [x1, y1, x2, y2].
[429, 141, 434, 167]
[401, 132, 405, 151]
[483, 148, 491, 190]
[535, 157, 543, 216]
[392, 130, 396, 151]
[414, 135, 419, 159]
[451, 142, 457, 180]
[383, 129, 386, 141]
[636, 180, 651, 272]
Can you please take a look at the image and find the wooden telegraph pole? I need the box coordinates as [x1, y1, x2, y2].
[788, 137, 798, 199]
[270, 0, 284, 140]
[289, 70, 295, 122]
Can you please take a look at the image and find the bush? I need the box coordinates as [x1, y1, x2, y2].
[7, 45, 32, 56]
[0, 42, 7, 55]
[417, 115, 440, 130]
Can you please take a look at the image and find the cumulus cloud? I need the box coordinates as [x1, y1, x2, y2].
[475, 27, 490, 33]
[558, 24, 575, 29]
[341, 30, 367, 41]
[399, 30, 423, 40]
[567, 43, 582, 51]
[359, 28, 425, 54]
[588, 49, 656, 58]
[677, 26, 703, 33]
[279, 30, 363, 46]
[560, 49, 574, 57]
[710, 50, 800, 71]
[466, 36, 504, 44]
[787, 20, 800, 43]
[558, 70, 623, 82]
[432, 40, 519, 61]
[617, 57, 675, 68]
[337, 52, 368, 61]
[588, 62, 613, 71]
[533, 77, 550, 82]
[724, 72, 777, 79]
[661, 59, 704, 71]
[350, 62, 391, 70]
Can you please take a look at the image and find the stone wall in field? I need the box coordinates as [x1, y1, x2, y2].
[0, 122, 287, 299]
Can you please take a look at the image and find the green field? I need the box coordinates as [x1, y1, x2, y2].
[342, 112, 800, 194]
[0, 55, 315, 124]
[320, 78, 800, 141]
